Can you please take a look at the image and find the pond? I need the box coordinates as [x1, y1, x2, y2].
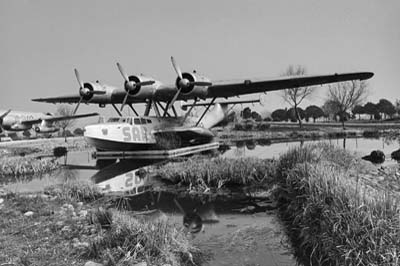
[2, 135, 400, 265]
[221, 136, 400, 166]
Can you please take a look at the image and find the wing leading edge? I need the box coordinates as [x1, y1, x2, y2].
[206, 72, 374, 98]
[21, 112, 99, 125]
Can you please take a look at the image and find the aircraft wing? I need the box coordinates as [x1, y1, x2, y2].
[20, 112, 99, 125]
[32, 94, 82, 103]
[205, 72, 374, 98]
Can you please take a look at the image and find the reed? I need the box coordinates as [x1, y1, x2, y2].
[275, 143, 400, 265]
[86, 209, 200, 266]
[45, 180, 102, 202]
[155, 157, 276, 189]
[0, 156, 59, 178]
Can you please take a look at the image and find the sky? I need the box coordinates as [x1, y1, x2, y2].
[1, 0, 399, 122]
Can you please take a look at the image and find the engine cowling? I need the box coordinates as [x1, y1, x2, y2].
[124, 75, 158, 99]
[34, 126, 59, 134]
[175, 72, 210, 98]
[79, 82, 104, 101]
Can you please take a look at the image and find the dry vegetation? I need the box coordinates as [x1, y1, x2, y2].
[275, 143, 400, 265]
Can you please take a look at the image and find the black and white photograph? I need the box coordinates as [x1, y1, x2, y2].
[0, 1, 399, 265]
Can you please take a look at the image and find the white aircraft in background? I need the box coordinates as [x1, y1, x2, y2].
[0, 109, 98, 134]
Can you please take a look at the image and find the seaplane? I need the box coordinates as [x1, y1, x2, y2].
[0, 109, 98, 135]
[32, 57, 374, 153]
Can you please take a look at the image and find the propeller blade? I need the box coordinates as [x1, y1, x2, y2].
[136, 80, 155, 86]
[74, 68, 84, 89]
[171, 56, 183, 79]
[0, 109, 11, 119]
[164, 88, 182, 115]
[189, 81, 212, 87]
[120, 92, 130, 111]
[73, 97, 83, 115]
[92, 90, 106, 95]
[116, 62, 129, 83]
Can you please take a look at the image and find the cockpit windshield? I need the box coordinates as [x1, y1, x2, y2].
[106, 117, 129, 123]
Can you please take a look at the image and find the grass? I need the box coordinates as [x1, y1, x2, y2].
[275, 143, 400, 265]
[85, 209, 200, 266]
[45, 180, 103, 202]
[0, 156, 59, 178]
[154, 156, 277, 190]
[0, 181, 201, 266]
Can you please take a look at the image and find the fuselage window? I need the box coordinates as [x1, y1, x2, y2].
[134, 118, 140, 125]
[107, 118, 120, 123]
[127, 118, 132, 124]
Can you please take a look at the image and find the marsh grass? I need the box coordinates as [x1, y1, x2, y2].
[45, 181, 102, 202]
[155, 157, 276, 189]
[86, 209, 200, 266]
[275, 143, 400, 265]
[0, 156, 59, 178]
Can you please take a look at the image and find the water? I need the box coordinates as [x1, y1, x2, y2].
[3, 136, 400, 265]
[222, 137, 400, 166]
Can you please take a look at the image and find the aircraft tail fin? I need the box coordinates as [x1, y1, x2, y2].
[200, 103, 229, 129]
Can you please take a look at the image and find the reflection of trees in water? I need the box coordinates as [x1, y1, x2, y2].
[245, 140, 256, 150]
[382, 131, 400, 146]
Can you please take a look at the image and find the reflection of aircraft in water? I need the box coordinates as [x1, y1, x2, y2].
[32, 57, 373, 152]
[91, 159, 160, 194]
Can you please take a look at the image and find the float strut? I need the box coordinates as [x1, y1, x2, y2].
[196, 97, 216, 126]
[128, 104, 139, 116]
[112, 104, 122, 117]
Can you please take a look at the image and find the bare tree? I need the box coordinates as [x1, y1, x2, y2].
[327, 80, 369, 129]
[55, 105, 76, 142]
[281, 65, 315, 128]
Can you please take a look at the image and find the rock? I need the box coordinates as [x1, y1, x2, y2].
[73, 241, 89, 249]
[40, 194, 49, 200]
[362, 150, 385, 164]
[84, 261, 104, 266]
[239, 205, 256, 213]
[61, 225, 72, 233]
[133, 262, 147, 266]
[24, 211, 34, 217]
[77, 202, 84, 208]
[78, 210, 88, 217]
[63, 204, 74, 211]
[391, 149, 400, 161]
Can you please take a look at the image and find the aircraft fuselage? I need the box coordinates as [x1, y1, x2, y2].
[84, 116, 213, 151]
[0, 110, 54, 132]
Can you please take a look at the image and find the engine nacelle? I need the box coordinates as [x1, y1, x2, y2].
[80, 82, 104, 101]
[176, 72, 210, 98]
[124, 75, 159, 99]
[34, 126, 59, 134]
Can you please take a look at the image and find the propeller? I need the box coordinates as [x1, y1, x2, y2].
[0, 109, 11, 131]
[116, 62, 155, 111]
[166, 57, 212, 114]
[73, 69, 105, 114]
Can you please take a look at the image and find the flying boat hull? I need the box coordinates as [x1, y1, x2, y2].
[84, 118, 215, 152]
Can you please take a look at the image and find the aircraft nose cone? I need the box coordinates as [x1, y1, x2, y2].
[179, 78, 190, 88]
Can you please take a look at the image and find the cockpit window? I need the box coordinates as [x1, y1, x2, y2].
[146, 119, 152, 124]
[134, 118, 140, 124]
[140, 118, 147, 124]
[107, 118, 121, 123]
[107, 117, 129, 123]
